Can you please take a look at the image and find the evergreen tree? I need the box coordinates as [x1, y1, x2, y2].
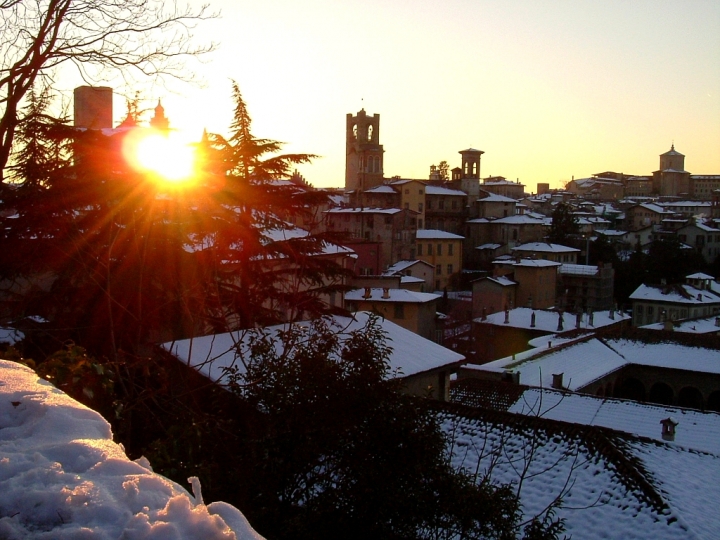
[547, 203, 579, 245]
[1, 82, 351, 358]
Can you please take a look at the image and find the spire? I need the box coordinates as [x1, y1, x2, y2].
[150, 99, 169, 130]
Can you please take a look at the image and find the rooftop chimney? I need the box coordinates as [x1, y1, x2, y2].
[363, 287, 371, 299]
[660, 417, 678, 441]
[552, 373, 564, 390]
[382, 288, 390, 299]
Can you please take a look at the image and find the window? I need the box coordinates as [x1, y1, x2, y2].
[419, 189, 423, 195]
[451, 200, 457, 210]
[394, 303, 405, 319]
[439, 200, 445, 210]
[427, 200, 432, 210]
[447, 264, 453, 275]
[436, 264, 442, 275]
[418, 219, 423, 229]
[437, 244, 442, 256]
[448, 243, 453, 256]
[417, 244, 423, 256]
[418, 203, 423, 212]
[428, 244, 433, 255]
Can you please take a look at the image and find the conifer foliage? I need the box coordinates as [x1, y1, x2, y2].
[0, 83, 351, 357]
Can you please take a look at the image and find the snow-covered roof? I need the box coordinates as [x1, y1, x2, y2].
[475, 243, 503, 250]
[364, 184, 397, 194]
[161, 312, 465, 384]
[469, 337, 720, 391]
[629, 283, 720, 305]
[416, 229, 464, 240]
[512, 242, 580, 253]
[687, 272, 715, 280]
[632, 202, 673, 214]
[599, 228, 628, 237]
[512, 258, 561, 268]
[482, 179, 524, 186]
[681, 221, 720, 232]
[506, 387, 720, 454]
[424, 185, 467, 196]
[660, 200, 712, 208]
[477, 192, 517, 203]
[439, 397, 720, 539]
[0, 360, 263, 539]
[475, 307, 627, 334]
[345, 288, 439, 303]
[641, 315, 720, 334]
[467, 214, 548, 225]
[485, 275, 517, 287]
[383, 259, 431, 275]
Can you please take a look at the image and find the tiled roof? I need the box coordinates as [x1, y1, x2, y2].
[434, 400, 717, 539]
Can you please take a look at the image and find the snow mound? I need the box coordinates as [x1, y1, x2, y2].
[0, 359, 264, 539]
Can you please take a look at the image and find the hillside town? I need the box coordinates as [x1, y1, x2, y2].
[2, 88, 720, 539]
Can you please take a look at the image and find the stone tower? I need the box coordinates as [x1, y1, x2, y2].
[653, 145, 690, 196]
[345, 109, 384, 195]
[452, 148, 484, 199]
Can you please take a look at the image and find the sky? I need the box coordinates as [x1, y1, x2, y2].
[59, 0, 720, 191]
[0, 359, 265, 539]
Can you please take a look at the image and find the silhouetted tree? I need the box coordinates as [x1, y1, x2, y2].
[646, 236, 706, 285]
[588, 232, 618, 267]
[547, 203, 579, 245]
[216, 314, 562, 540]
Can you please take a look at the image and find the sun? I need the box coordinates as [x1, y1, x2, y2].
[123, 129, 198, 183]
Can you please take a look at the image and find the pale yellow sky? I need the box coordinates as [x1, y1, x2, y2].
[60, 0, 720, 191]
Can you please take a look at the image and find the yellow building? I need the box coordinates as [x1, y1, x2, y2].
[344, 288, 440, 341]
[416, 229, 464, 291]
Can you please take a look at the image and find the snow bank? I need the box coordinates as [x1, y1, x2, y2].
[0, 359, 264, 539]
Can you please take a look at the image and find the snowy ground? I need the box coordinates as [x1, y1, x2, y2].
[0, 359, 264, 539]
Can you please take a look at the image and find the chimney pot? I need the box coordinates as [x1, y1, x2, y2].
[552, 373, 564, 389]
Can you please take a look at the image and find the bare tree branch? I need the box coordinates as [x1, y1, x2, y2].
[0, 0, 217, 178]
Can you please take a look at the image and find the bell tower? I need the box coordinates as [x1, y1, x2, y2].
[454, 148, 484, 199]
[345, 109, 384, 196]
